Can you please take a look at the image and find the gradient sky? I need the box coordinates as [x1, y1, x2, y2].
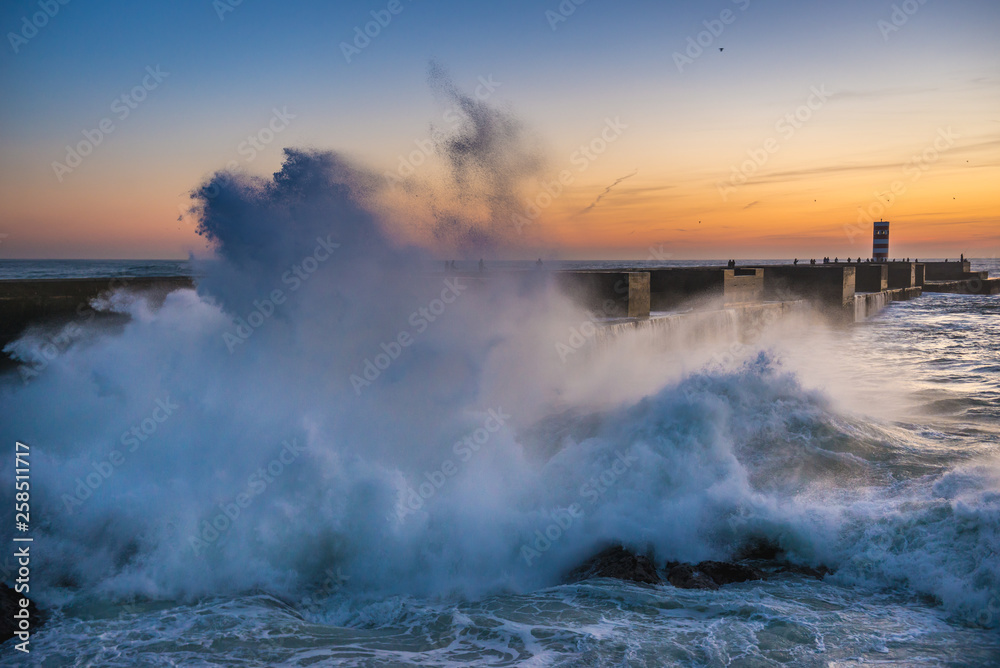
[1, 0, 997, 260]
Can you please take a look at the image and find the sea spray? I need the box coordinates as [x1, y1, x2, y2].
[0, 82, 996, 637]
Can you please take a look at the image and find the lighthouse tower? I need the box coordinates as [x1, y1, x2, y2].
[872, 220, 890, 261]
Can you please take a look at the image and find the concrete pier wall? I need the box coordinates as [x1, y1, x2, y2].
[586, 285, 917, 356]
[750, 265, 855, 308]
[887, 262, 918, 289]
[0, 277, 194, 353]
[556, 271, 650, 318]
[924, 278, 1000, 295]
[595, 300, 808, 350]
[647, 268, 723, 310]
[918, 260, 994, 293]
[627, 273, 651, 317]
[848, 263, 888, 292]
[643, 267, 764, 311]
[853, 286, 922, 322]
[924, 260, 971, 281]
[854, 290, 891, 322]
[1, 261, 989, 376]
[725, 268, 764, 305]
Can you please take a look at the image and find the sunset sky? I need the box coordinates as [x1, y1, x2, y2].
[1, 0, 997, 260]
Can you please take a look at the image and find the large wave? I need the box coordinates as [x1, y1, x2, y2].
[1, 83, 997, 631]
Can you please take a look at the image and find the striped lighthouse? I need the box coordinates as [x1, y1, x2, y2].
[872, 220, 889, 261]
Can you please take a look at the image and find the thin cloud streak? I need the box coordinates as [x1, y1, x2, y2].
[579, 170, 639, 214]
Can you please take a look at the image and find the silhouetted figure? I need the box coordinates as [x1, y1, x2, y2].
[793, 258, 799, 265]
[536, 258, 543, 267]
[961, 253, 964, 262]
[834, 257, 839, 263]
[478, 258, 484, 273]
[810, 259, 816, 265]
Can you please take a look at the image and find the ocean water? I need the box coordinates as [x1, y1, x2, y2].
[0, 259, 195, 280]
[1, 153, 998, 666]
[2, 289, 998, 666]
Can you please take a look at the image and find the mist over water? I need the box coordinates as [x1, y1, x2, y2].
[2, 79, 998, 666]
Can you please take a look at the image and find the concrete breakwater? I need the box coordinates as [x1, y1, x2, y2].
[555, 263, 927, 326]
[923, 278, 1000, 295]
[919, 260, 1000, 295]
[595, 300, 807, 350]
[1, 260, 989, 371]
[0, 277, 194, 366]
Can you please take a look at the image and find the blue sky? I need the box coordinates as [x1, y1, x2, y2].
[1, 0, 997, 258]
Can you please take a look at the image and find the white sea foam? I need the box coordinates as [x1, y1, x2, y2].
[2, 77, 999, 665]
[0, 148, 996, 641]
